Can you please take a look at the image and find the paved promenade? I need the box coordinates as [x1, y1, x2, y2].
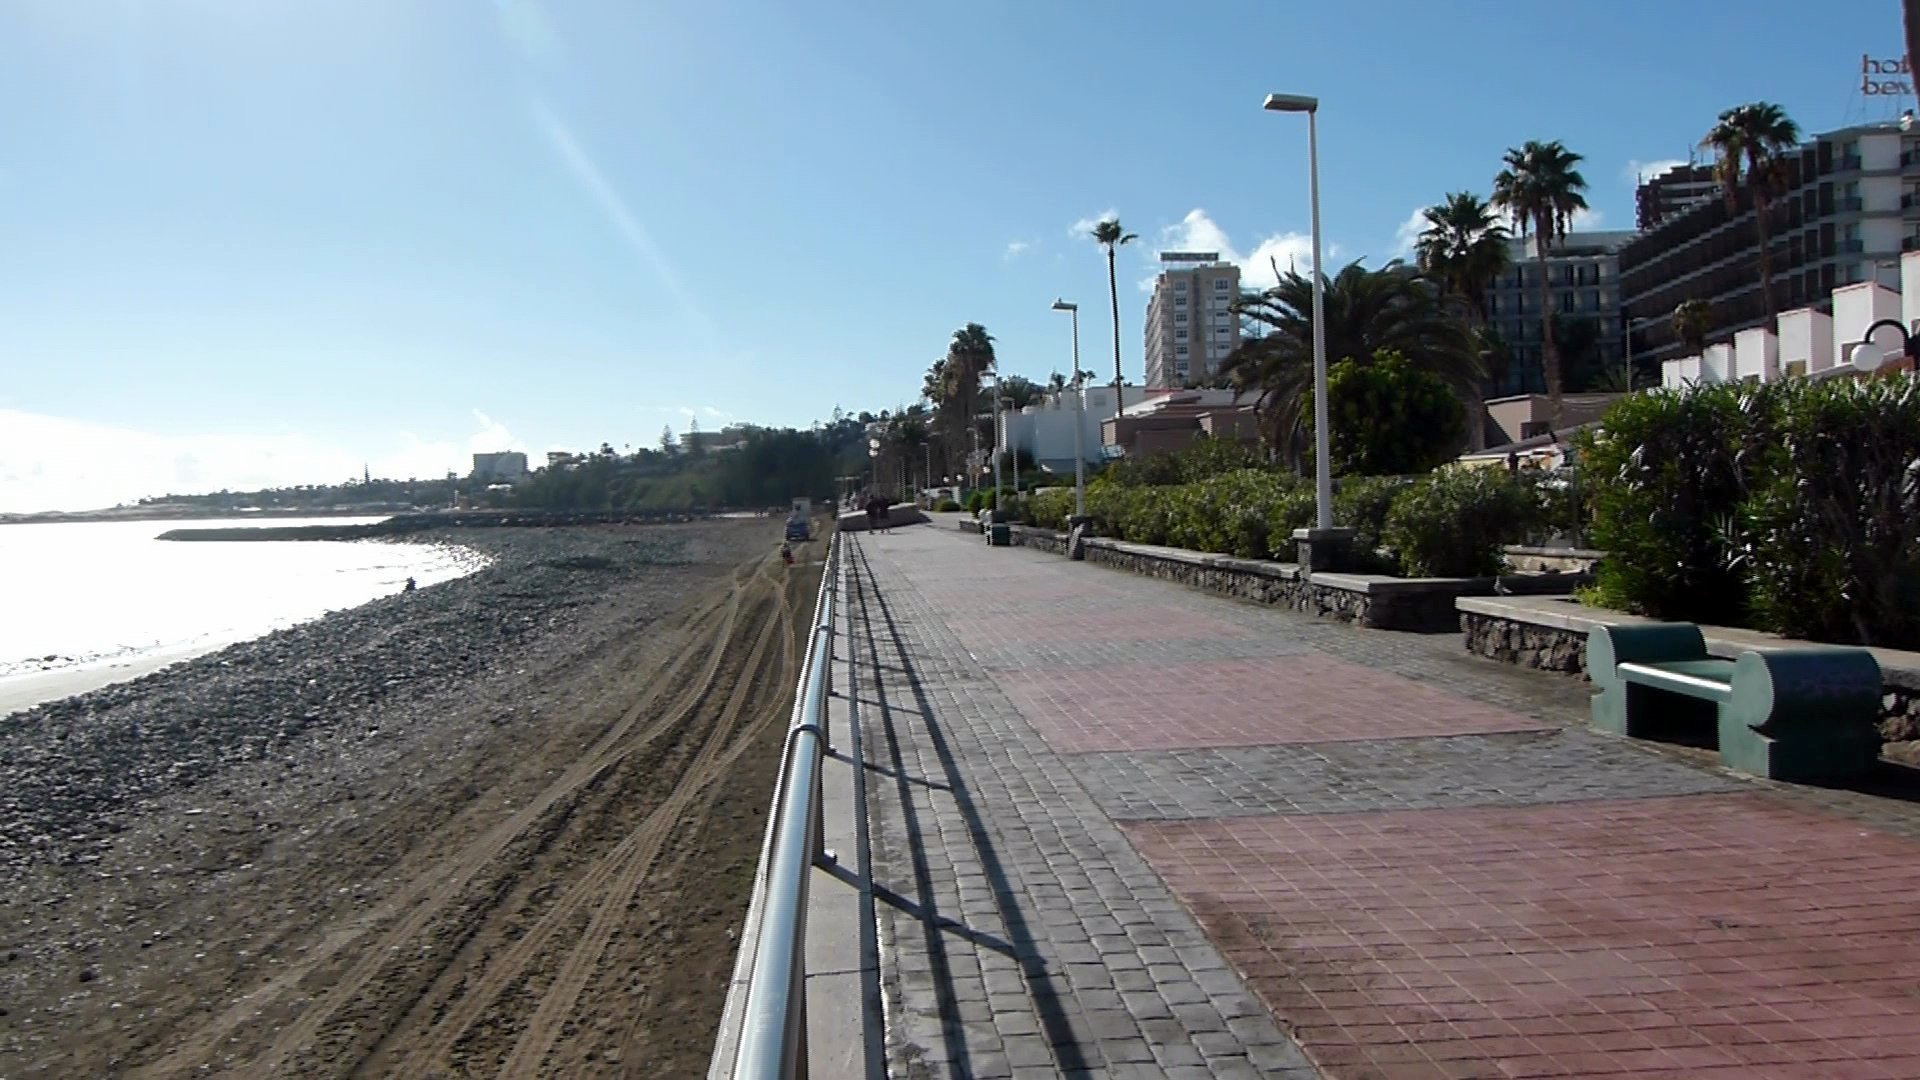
[838, 524, 1920, 1079]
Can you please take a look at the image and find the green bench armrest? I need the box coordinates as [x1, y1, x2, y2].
[1731, 649, 1883, 733]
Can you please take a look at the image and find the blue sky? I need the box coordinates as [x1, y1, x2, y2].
[0, 0, 1909, 509]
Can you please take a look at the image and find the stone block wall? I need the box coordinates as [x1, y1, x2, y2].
[1460, 608, 1920, 754]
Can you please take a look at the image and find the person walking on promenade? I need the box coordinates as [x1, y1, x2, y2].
[866, 492, 890, 535]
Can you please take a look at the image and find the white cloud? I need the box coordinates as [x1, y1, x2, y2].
[1392, 203, 1605, 259]
[1068, 208, 1117, 238]
[0, 408, 529, 513]
[1149, 209, 1331, 291]
[1003, 240, 1031, 260]
[1391, 207, 1429, 259]
[1623, 158, 1689, 186]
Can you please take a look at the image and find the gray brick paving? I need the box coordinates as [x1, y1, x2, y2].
[844, 534, 1319, 1079]
[1071, 727, 1744, 820]
[841, 525, 1920, 1078]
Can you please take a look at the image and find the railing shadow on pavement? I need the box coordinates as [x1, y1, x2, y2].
[845, 535, 1096, 1074]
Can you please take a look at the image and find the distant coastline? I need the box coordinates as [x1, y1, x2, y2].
[0, 505, 414, 526]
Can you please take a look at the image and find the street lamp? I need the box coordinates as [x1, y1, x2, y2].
[1264, 91, 1334, 534]
[1846, 318, 1919, 373]
[1052, 298, 1087, 518]
[984, 372, 1003, 510]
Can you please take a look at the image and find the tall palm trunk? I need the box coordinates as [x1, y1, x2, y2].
[1754, 192, 1776, 326]
[1534, 239, 1564, 425]
[1907, 0, 1920, 113]
[1106, 247, 1123, 423]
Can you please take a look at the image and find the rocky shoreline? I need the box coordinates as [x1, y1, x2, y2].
[0, 520, 774, 876]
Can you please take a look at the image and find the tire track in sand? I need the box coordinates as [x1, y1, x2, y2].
[132, 561, 760, 1078]
[488, 565, 797, 1076]
[373, 561, 795, 1075]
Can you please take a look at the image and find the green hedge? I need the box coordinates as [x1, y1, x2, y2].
[1086, 469, 1306, 559]
[1382, 467, 1542, 577]
[1576, 383, 1763, 626]
[1083, 465, 1541, 576]
[1334, 475, 1416, 565]
[1579, 376, 1920, 648]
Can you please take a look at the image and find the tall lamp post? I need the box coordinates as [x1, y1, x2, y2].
[1052, 298, 1087, 518]
[1265, 91, 1349, 569]
[985, 373, 1003, 510]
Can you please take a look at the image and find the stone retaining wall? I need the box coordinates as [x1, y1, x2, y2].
[1459, 600, 1920, 749]
[1005, 526, 1485, 631]
[1502, 545, 1604, 575]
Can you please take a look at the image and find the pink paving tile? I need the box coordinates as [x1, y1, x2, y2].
[1126, 793, 1920, 1078]
[994, 653, 1548, 752]
[943, 607, 1252, 646]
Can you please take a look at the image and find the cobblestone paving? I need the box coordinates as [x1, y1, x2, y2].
[1129, 793, 1920, 1078]
[845, 534, 1316, 1078]
[1073, 728, 1743, 821]
[850, 525, 1920, 1078]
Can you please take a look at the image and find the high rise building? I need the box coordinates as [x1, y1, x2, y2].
[1485, 230, 1636, 397]
[1620, 121, 1920, 368]
[1634, 162, 1719, 231]
[1143, 254, 1242, 388]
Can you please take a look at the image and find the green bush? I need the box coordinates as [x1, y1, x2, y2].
[1334, 475, 1414, 558]
[1023, 489, 1076, 531]
[935, 497, 962, 512]
[1383, 466, 1542, 577]
[1262, 487, 1318, 559]
[1307, 350, 1467, 476]
[1576, 383, 1772, 625]
[1099, 435, 1264, 488]
[1741, 377, 1920, 648]
[1085, 470, 1294, 556]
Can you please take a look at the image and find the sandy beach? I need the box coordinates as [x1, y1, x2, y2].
[0, 517, 817, 1077]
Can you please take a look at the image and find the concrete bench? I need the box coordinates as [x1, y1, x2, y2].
[1589, 622, 1882, 783]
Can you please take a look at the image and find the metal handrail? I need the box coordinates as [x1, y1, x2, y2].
[729, 533, 838, 1079]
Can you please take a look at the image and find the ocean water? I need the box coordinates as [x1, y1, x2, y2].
[0, 518, 484, 683]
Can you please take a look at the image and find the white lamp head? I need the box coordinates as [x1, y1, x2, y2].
[1262, 93, 1318, 114]
[1850, 340, 1890, 373]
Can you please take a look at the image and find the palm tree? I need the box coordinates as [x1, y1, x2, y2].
[1414, 192, 1511, 321]
[1222, 259, 1481, 464]
[1671, 299, 1713, 354]
[889, 411, 932, 493]
[1701, 102, 1801, 328]
[940, 323, 996, 485]
[1907, 4, 1920, 128]
[1492, 140, 1589, 426]
[1414, 191, 1511, 448]
[1090, 217, 1137, 421]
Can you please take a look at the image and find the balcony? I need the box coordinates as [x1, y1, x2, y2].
[1837, 155, 1864, 172]
[1906, 192, 1920, 209]
[1906, 235, 1920, 251]
[1838, 239, 1866, 254]
[1836, 197, 1865, 212]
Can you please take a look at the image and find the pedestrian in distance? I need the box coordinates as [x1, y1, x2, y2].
[866, 493, 890, 535]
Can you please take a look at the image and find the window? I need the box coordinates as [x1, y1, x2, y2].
[1174, 313, 1187, 324]
[1176, 345, 1189, 357]
[1174, 281, 1188, 294]
[1213, 279, 1230, 291]
[1176, 330, 1188, 341]
[1174, 296, 1188, 308]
